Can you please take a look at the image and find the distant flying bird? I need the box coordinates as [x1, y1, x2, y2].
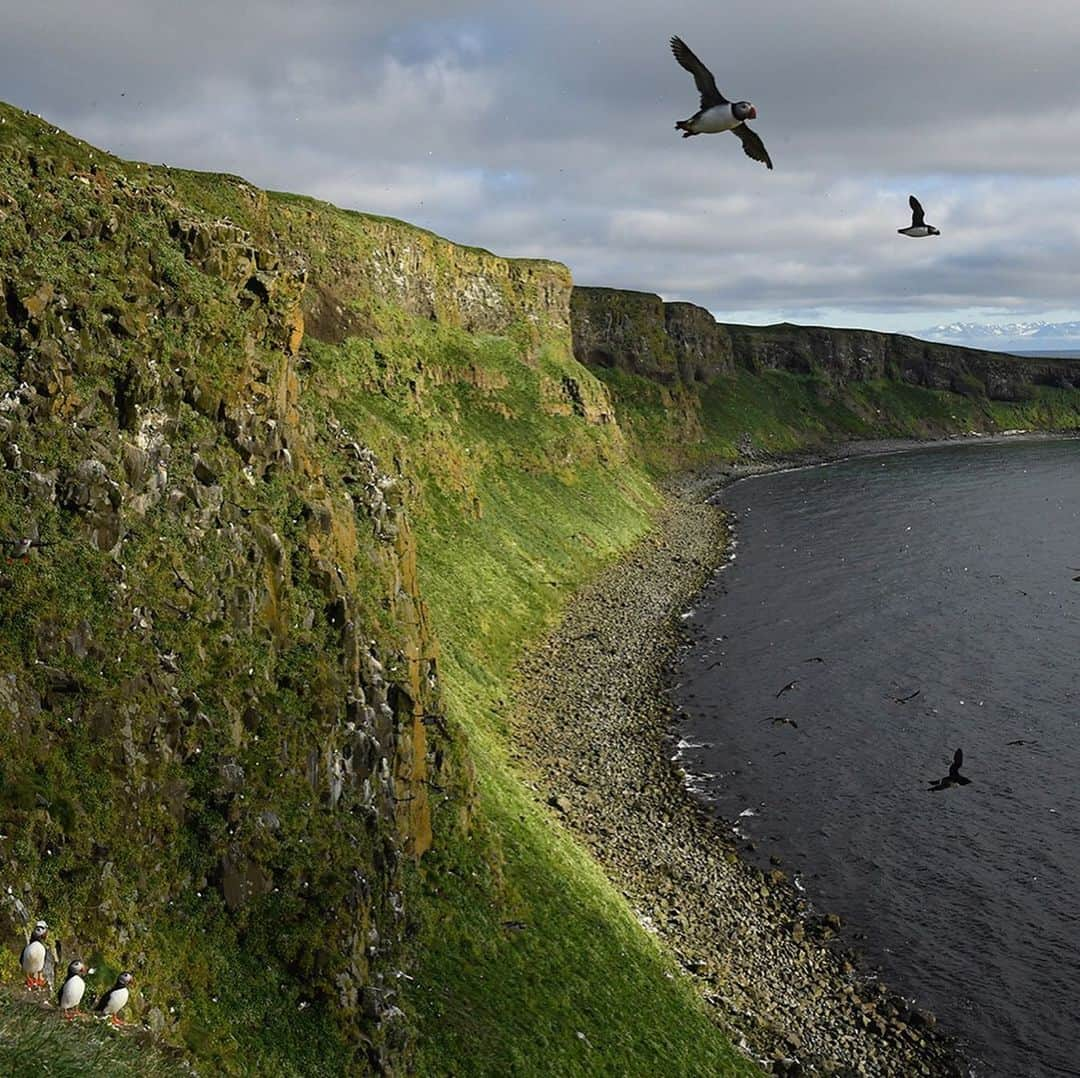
[803, 656, 825, 664]
[928, 748, 972, 791]
[763, 715, 798, 728]
[898, 195, 940, 238]
[775, 680, 799, 698]
[669, 36, 773, 169]
[892, 689, 921, 704]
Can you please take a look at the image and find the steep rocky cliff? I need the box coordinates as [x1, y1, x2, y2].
[572, 286, 1080, 466]
[0, 102, 640, 1076]
[573, 286, 1080, 398]
[0, 104, 459, 1073]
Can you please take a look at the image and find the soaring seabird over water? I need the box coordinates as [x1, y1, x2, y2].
[775, 679, 799, 698]
[58, 959, 89, 1019]
[95, 971, 134, 1026]
[670, 36, 773, 169]
[928, 748, 972, 791]
[19, 921, 48, 988]
[898, 195, 940, 238]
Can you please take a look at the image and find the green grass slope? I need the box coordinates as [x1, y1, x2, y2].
[0, 989, 186, 1077]
[0, 102, 759, 1075]
[296, 313, 759, 1074]
[597, 364, 1080, 473]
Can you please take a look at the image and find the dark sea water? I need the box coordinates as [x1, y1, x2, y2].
[674, 438, 1080, 1078]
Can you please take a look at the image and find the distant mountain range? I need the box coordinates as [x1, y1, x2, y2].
[917, 320, 1080, 354]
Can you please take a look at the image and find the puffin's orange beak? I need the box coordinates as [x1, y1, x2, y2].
[748, 106, 758, 120]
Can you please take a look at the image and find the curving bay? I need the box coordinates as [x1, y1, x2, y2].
[676, 437, 1080, 1076]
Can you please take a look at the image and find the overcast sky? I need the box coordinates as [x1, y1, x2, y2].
[4, 0, 1080, 336]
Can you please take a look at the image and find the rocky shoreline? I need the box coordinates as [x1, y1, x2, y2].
[514, 449, 975, 1076]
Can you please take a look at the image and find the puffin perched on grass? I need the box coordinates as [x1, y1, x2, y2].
[96, 971, 134, 1026]
[19, 921, 48, 989]
[58, 959, 89, 1019]
[898, 195, 940, 237]
[670, 35, 773, 169]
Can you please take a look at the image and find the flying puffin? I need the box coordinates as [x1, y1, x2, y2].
[928, 748, 972, 791]
[670, 35, 772, 169]
[95, 971, 134, 1026]
[898, 195, 940, 238]
[58, 959, 89, 1019]
[19, 921, 49, 989]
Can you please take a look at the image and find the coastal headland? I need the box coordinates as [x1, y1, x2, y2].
[1, 101, 1078, 1073]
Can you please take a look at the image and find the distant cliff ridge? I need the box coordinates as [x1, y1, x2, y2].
[572, 286, 1080, 400]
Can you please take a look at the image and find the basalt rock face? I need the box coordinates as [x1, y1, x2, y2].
[571, 287, 735, 386]
[0, 103, 464, 1073]
[573, 286, 1080, 401]
[722, 321, 1080, 399]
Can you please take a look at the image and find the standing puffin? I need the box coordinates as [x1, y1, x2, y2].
[670, 35, 773, 169]
[96, 971, 134, 1026]
[19, 921, 48, 989]
[58, 959, 89, 1019]
[898, 195, 940, 237]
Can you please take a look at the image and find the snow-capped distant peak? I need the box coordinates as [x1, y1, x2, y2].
[918, 319, 1080, 350]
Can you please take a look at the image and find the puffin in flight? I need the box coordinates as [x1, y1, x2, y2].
[670, 36, 773, 169]
[898, 195, 940, 238]
[96, 971, 134, 1026]
[928, 748, 971, 791]
[19, 921, 49, 989]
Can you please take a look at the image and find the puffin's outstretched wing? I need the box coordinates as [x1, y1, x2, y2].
[670, 36, 727, 108]
[948, 748, 963, 780]
[733, 124, 773, 169]
[909, 195, 926, 227]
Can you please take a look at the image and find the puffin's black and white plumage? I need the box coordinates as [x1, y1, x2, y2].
[95, 971, 134, 1025]
[19, 920, 48, 989]
[928, 748, 972, 791]
[58, 960, 89, 1018]
[670, 36, 772, 169]
[898, 195, 940, 238]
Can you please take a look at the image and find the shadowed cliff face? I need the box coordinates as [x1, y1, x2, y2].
[571, 286, 1080, 469]
[572, 286, 1080, 400]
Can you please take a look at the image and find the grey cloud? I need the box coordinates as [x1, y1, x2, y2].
[2, 0, 1080, 327]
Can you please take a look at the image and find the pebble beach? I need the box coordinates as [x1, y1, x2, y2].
[515, 470, 967, 1077]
